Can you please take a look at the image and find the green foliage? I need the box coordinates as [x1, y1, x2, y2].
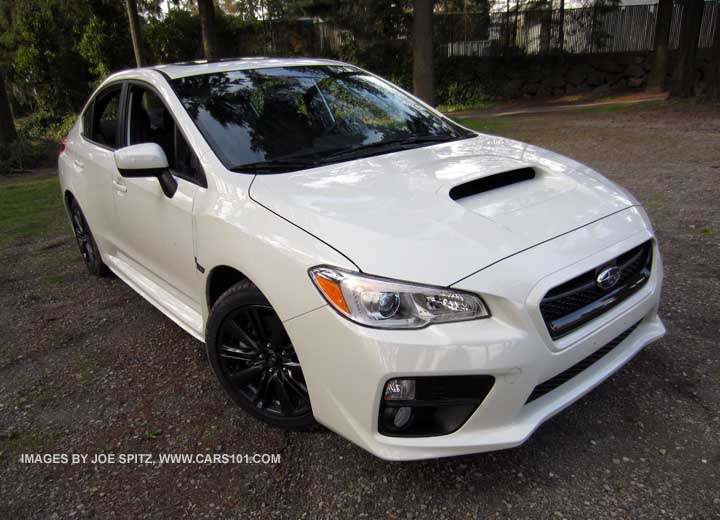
[434, 56, 502, 108]
[5, 0, 131, 116]
[78, 14, 129, 80]
[52, 114, 77, 141]
[78, 16, 111, 78]
[16, 112, 73, 140]
[340, 40, 412, 90]
[11, 1, 91, 114]
[145, 8, 203, 63]
[0, 113, 76, 175]
[435, 80, 495, 110]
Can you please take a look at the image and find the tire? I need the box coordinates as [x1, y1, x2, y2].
[206, 280, 315, 429]
[69, 198, 109, 277]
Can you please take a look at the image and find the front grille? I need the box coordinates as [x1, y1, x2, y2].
[540, 241, 653, 339]
[526, 321, 640, 404]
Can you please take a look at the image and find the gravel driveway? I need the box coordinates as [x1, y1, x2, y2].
[1, 101, 719, 519]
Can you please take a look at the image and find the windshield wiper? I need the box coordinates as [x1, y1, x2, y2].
[230, 136, 463, 172]
[229, 158, 321, 174]
[325, 135, 459, 160]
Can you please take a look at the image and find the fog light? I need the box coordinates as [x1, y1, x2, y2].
[382, 405, 414, 432]
[393, 406, 412, 429]
[384, 379, 416, 401]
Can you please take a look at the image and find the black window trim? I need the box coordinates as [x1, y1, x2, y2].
[80, 80, 127, 152]
[122, 79, 208, 189]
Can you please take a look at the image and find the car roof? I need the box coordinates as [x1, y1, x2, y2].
[150, 57, 348, 80]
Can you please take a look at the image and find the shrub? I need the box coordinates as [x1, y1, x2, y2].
[0, 139, 57, 175]
[434, 56, 503, 110]
[17, 112, 76, 141]
[0, 111, 74, 175]
[50, 114, 77, 141]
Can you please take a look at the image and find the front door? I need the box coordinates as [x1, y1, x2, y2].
[111, 83, 205, 307]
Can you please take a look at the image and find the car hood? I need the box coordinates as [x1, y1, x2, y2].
[249, 135, 636, 286]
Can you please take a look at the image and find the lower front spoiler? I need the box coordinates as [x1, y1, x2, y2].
[286, 303, 664, 461]
[370, 313, 665, 461]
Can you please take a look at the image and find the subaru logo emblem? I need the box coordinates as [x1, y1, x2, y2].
[596, 266, 621, 290]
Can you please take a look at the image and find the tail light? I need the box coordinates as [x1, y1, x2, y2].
[58, 138, 67, 157]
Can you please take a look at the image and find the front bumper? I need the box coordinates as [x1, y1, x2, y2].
[284, 207, 664, 460]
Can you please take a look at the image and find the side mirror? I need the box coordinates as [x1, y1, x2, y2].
[114, 143, 177, 198]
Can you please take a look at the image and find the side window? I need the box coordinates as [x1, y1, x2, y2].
[127, 85, 204, 185]
[90, 87, 122, 148]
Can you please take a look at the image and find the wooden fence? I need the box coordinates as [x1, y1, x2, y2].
[437, 1, 719, 57]
[244, 3, 719, 59]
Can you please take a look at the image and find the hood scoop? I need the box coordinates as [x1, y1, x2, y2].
[449, 167, 536, 201]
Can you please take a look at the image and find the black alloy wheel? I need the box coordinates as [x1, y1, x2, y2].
[207, 281, 314, 428]
[69, 198, 108, 277]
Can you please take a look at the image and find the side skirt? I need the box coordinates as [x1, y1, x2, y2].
[105, 253, 205, 343]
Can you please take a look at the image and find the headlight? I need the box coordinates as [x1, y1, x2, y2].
[308, 266, 490, 329]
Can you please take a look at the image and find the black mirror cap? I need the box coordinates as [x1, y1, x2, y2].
[157, 170, 178, 198]
[118, 167, 167, 179]
[117, 168, 177, 198]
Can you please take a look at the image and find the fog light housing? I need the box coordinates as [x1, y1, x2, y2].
[379, 375, 495, 437]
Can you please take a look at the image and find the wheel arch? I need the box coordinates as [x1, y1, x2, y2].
[206, 265, 250, 311]
[63, 189, 76, 211]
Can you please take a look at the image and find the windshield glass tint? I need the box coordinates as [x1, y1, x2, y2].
[171, 66, 471, 172]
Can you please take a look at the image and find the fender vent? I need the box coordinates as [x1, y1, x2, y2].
[449, 167, 535, 201]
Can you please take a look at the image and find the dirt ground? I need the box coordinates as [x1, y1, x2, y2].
[1, 101, 719, 519]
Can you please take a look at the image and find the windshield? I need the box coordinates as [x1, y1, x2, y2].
[171, 65, 473, 173]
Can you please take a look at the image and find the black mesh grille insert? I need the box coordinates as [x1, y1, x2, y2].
[525, 321, 640, 404]
[539, 241, 653, 339]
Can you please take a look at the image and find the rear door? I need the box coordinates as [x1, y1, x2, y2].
[74, 83, 125, 253]
[111, 81, 206, 306]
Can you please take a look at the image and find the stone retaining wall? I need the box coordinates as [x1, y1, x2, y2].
[487, 51, 715, 99]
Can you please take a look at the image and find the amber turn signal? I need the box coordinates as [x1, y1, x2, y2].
[312, 272, 350, 315]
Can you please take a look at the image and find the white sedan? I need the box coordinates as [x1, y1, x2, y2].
[58, 58, 664, 460]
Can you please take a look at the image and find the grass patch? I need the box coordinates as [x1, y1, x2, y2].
[44, 274, 65, 285]
[437, 100, 497, 113]
[700, 227, 715, 236]
[0, 177, 67, 247]
[569, 99, 668, 115]
[453, 116, 515, 135]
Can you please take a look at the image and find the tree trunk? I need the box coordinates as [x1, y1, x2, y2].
[505, 0, 510, 49]
[0, 67, 16, 147]
[589, 4, 598, 53]
[647, 0, 673, 92]
[413, 0, 434, 105]
[558, 0, 565, 53]
[707, 3, 720, 100]
[125, 0, 145, 67]
[514, 1, 520, 48]
[198, 0, 218, 62]
[671, 0, 704, 98]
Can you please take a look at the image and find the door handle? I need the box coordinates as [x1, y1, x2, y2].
[113, 179, 127, 193]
